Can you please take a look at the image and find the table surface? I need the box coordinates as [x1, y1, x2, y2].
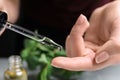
[1, 58, 120, 80]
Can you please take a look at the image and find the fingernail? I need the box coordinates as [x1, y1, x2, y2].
[79, 14, 85, 24]
[95, 52, 110, 64]
[51, 63, 62, 68]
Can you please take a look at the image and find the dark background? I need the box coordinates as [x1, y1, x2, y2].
[0, 0, 112, 57]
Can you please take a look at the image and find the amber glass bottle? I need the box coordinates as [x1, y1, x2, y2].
[4, 55, 28, 80]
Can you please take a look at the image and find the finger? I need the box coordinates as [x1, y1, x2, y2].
[110, 17, 120, 41]
[0, 27, 5, 35]
[69, 14, 89, 56]
[95, 18, 120, 64]
[51, 53, 120, 71]
[51, 50, 95, 71]
[51, 57, 93, 71]
[65, 35, 72, 57]
[70, 14, 89, 38]
[95, 40, 120, 64]
[0, 22, 7, 35]
[93, 54, 120, 71]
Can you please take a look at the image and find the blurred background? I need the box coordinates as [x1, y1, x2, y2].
[1, 0, 120, 80]
[1, 58, 120, 80]
[0, 0, 110, 57]
[0, 0, 78, 57]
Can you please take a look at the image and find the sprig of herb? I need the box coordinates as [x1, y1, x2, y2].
[21, 38, 82, 80]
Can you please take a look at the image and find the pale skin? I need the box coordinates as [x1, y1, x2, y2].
[52, 0, 120, 71]
[1, 0, 120, 71]
[0, 0, 19, 35]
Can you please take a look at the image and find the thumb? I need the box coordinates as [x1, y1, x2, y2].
[0, 27, 5, 35]
[95, 40, 120, 64]
[95, 18, 120, 64]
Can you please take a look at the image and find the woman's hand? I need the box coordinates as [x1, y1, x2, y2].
[52, 14, 97, 71]
[51, 0, 120, 71]
[0, 0, 19, 35]
[85, 0, 120, 64]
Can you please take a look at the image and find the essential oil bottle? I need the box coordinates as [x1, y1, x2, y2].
[4, 55, 28, 80]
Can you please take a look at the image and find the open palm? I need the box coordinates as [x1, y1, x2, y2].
[52, 1, 120, 71]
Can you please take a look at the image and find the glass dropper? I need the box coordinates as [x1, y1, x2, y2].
[0, 11, 62, 50]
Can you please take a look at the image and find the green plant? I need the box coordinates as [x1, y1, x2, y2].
[21, 38, 82, 80]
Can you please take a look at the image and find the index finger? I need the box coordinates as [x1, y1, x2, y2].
[68, 14, 89, 56]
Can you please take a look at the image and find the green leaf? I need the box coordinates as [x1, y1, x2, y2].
[37, 43, 49, 51]
[20, 48, 29, 59]
[21, 38, 83, 80]
[39, 65, 48, 80]
[27, 55, 40, 70]
[38, 54, 48, 64]
[24, 38, 37, 48]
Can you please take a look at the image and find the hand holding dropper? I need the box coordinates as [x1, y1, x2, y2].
[0, 11, 62, 50]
